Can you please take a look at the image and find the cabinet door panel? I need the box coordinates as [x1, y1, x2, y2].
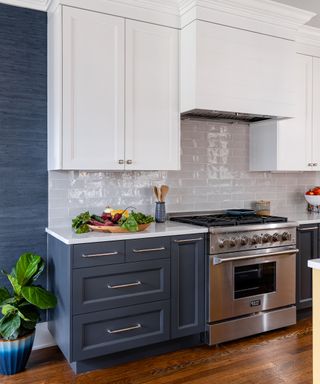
[312, 57, 320, 169]
[171, 236, 205, 338]
[278, 54, 313, 171]
[296, 225, 319, 310]
[62, 7, 125, 169]
[125, 20, 180, 170]
[73, 301, 170, 361]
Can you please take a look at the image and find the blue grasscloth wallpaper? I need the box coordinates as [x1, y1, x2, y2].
[0, 4, 47, 288]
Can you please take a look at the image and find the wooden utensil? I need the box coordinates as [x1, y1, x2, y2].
[160, 185, 169, 202]
[153, 186, 160, 201]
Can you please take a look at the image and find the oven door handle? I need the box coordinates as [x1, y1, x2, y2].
[213, 249, 299, 265]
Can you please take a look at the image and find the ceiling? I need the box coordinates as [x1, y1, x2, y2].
[1, 0, 320, 28]
[273, 0, 320, 28]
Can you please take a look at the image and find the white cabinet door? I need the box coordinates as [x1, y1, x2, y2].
[62, 7, 125, 170]
[312, 57, 320, 170]
[125, 20, 180, 170]
[277, 54, 313, 171]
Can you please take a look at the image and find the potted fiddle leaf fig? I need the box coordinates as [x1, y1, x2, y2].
[0, 253, 57, 375]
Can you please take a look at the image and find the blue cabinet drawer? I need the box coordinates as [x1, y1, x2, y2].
[72, 259, 170, 314]
[72, 300, 170, 361]
[73, 241, 125, 268]
[125, 237, 170, 262]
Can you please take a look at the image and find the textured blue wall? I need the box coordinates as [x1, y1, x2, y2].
[0, 4, 47, 288]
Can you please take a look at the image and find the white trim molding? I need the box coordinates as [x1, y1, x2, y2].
[297, 25, 320, 48]
[179, 0, 316, 39]
[33, 322, 56, 350]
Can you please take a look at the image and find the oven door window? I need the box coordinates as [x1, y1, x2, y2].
[234, 262, 276, 299]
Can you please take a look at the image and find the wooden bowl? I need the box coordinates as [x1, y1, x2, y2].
[88, 223, 151, 233]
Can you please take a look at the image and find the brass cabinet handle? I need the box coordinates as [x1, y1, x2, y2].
[308, 163, 313, 166]
[82, 251, 119, 258]
[107, 323, 141, 334]
[107, 281, 142, 289]
[126, 160, 133, 165]
[118, 160, 124, 165]
[132, 247, 165, 253]
[174, 237, 203, 243]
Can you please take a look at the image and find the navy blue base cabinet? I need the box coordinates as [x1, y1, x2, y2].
[296, 224, 319, 310]
[47, 234, 206, 373]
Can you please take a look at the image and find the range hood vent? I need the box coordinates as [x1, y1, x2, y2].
[181, 109, 277, 123]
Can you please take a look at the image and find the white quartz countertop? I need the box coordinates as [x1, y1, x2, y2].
[284, 212, 320, 225]
[46, 221, 208, 245]
[308, 259, 320, 270]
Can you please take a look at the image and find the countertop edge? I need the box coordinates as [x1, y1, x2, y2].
[46, 225, 208, 245]
[308, 259, 320, 270]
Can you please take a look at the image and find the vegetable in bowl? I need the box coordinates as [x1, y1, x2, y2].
[71, 209, 154, 234]
[119, 211, 154, 232]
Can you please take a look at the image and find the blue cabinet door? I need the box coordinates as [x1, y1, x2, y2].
[170, 235, 205, 338]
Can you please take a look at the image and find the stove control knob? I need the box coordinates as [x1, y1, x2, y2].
[251, 235, 261, 245]
[240, 236, 249, 246]
[218, 239, 226, 248]
[272, 233, 280, 242]
[262, 234, 272, 243]
[229, 237, 237, 247]
[282, 232, 291, 241]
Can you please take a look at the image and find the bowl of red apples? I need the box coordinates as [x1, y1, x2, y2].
[305, 186, 320, 206]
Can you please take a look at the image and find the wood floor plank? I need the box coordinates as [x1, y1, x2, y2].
[0, 318, 312, 384]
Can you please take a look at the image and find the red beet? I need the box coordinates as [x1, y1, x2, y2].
[112, 213, 122, 224]
[102, 213, 112, 220]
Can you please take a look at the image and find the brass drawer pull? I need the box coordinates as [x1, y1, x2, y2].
[174, 237, 203, 243]
[107, 323, 141, 334]
[107, 281, 142, 289]
[82, 251, 119, 258]
[132, 247, 165, 253]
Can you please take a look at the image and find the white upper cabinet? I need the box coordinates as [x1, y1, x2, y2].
[181, 20, 297, 119]
[250, 54, 320, 172]
[48, 6, 180, 170]
[62, 7, 125, 170]
[125, 20, 180, 170]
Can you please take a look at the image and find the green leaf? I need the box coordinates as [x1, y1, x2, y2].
[0, 313, 21, 340]
[120, 212, 139, 232]
[1, 304, 16, 316]
[15, 253, 42, 286]
[21, 286, 57, 309]
[31, 258, 45, 283]
[7, 274, 21, 296]
[18, 305, 39, 323]
[0, 287, 10, 305]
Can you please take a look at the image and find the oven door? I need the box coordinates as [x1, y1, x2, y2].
[209, 247, 298, 323]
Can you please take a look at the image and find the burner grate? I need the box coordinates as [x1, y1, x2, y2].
[170, 213, 287, 227]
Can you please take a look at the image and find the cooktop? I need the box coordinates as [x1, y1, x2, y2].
[169, 212, 288, 227]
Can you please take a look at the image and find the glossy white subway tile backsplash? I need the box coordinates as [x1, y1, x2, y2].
[48, 119, 320, 227]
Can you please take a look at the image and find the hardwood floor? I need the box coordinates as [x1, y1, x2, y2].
[0, 318, 312, 384]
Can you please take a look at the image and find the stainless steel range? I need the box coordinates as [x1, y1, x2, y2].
[170, 211, 298, 345]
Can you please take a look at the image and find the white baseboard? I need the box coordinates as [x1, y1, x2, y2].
[33, 322, 56, 350]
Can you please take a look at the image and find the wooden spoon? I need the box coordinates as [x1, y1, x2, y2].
[153, 186, 160, 201]
[160, 185, 169, 202]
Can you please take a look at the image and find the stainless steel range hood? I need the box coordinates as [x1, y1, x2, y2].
[181, 109, 279, 123]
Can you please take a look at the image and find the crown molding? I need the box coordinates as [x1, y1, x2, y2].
[0, 0, 48, 10]
[179, 0, 315, 29]
[297, 25, 320, 48]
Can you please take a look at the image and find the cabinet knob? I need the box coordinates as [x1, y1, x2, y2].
[118, 160, 124, 165]
[308, 163, 313, 167]
[313, 163, 318, 167]
[126, 160, 133, 165]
